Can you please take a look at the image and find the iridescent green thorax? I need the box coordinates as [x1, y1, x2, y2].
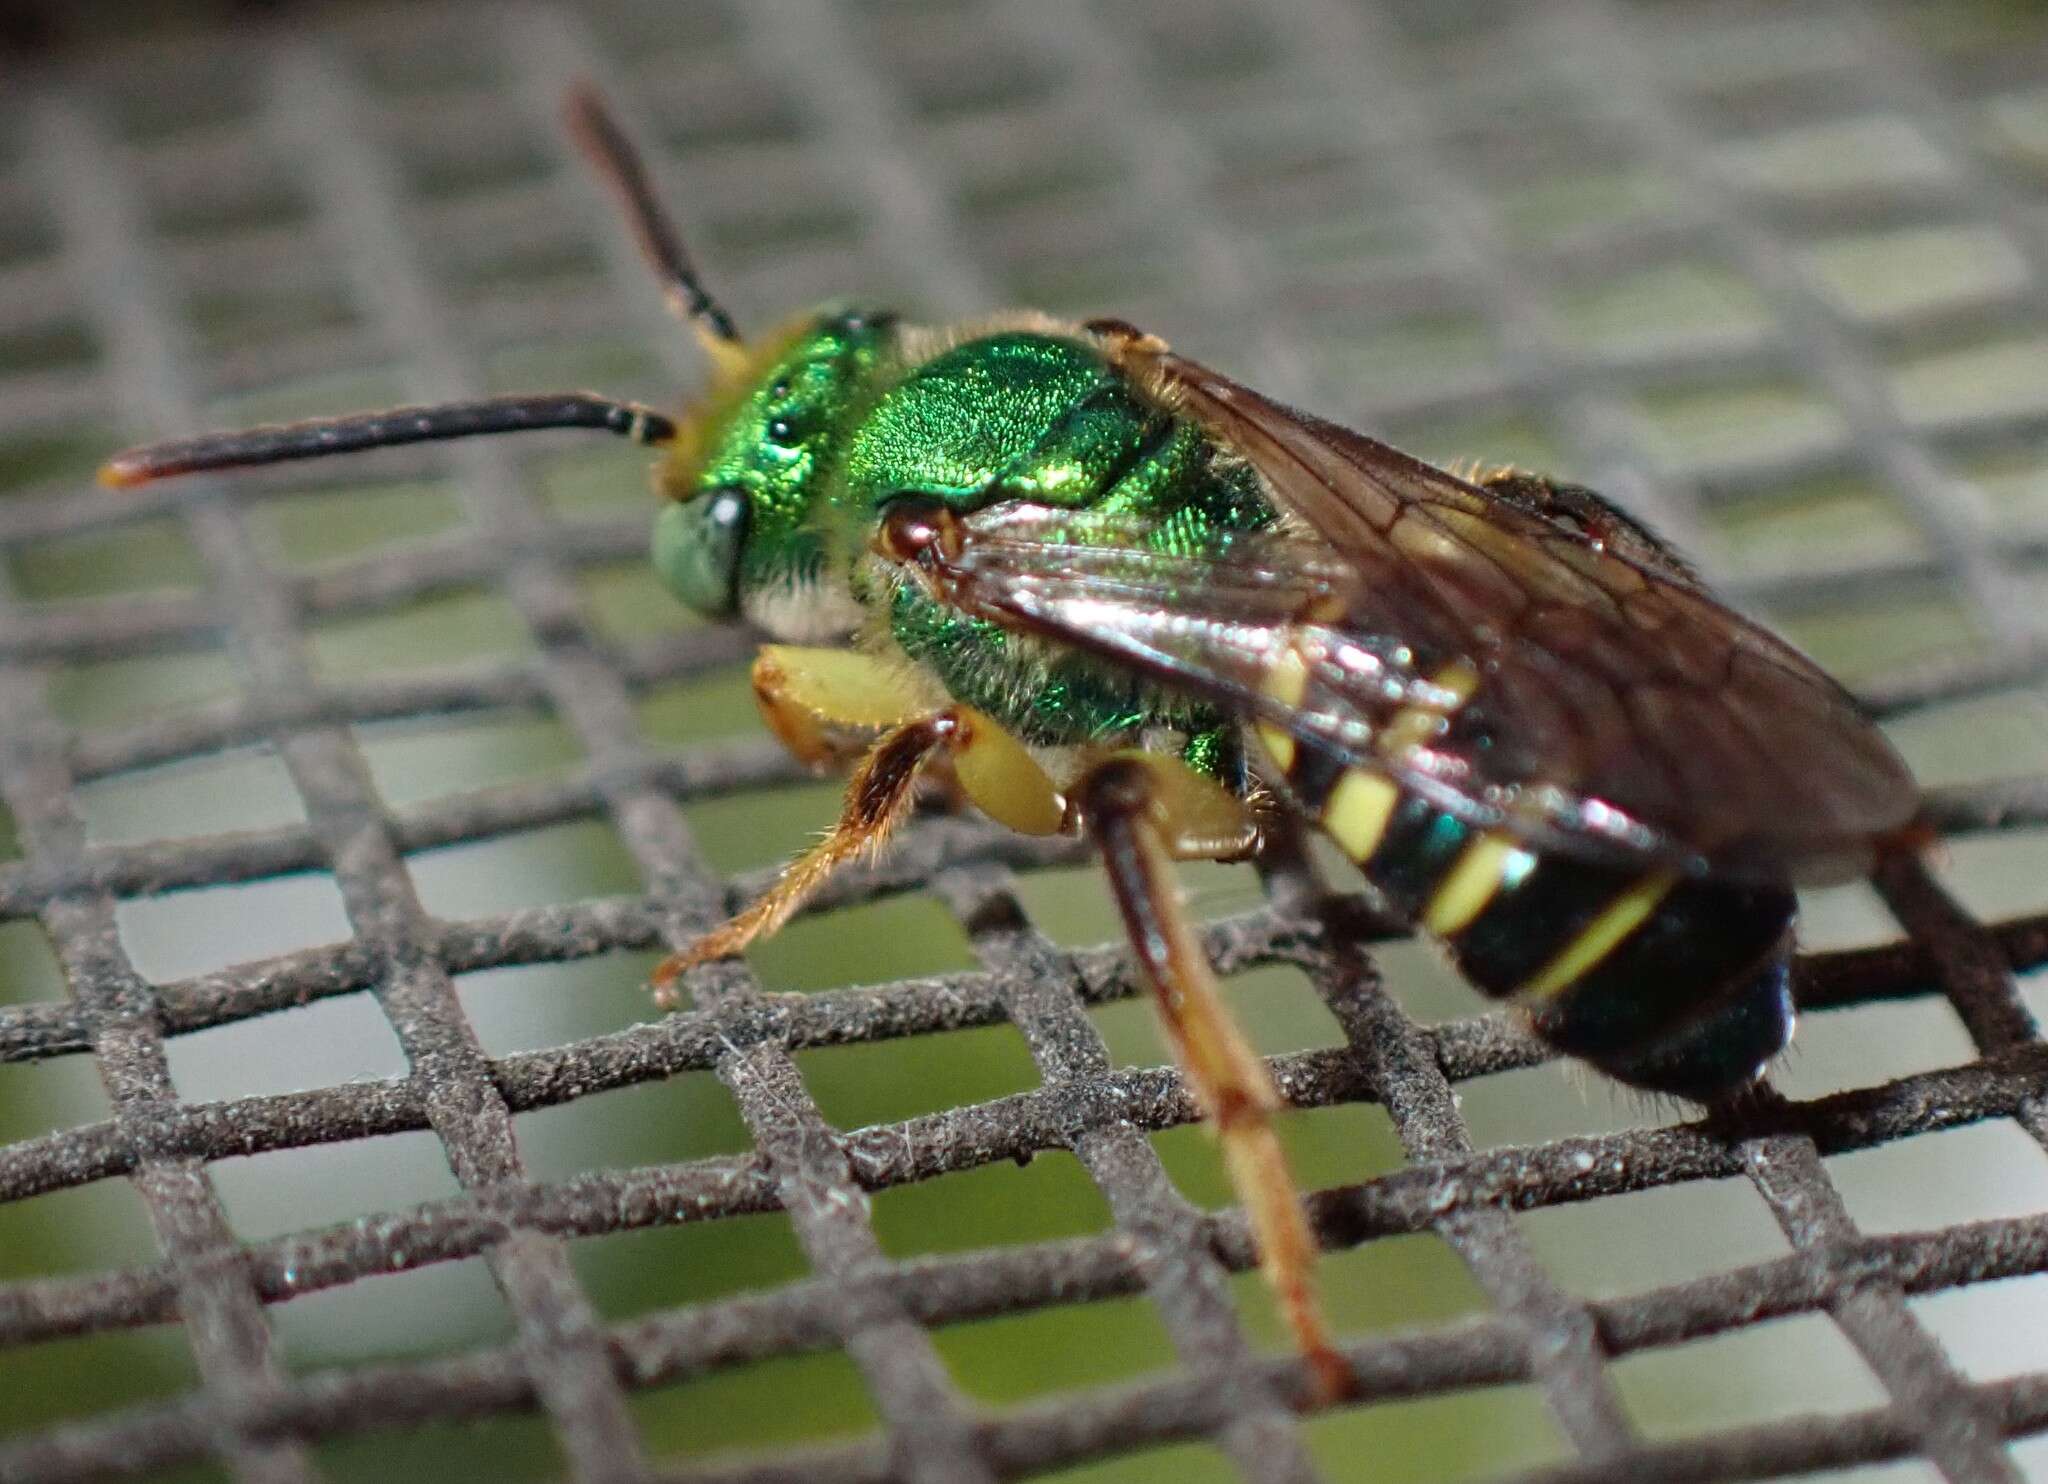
[845, 329, 1274, 749]
[886, 587, 1211, 744]
[840, 332, 1118, 509]
[838, 330, 1269, 531]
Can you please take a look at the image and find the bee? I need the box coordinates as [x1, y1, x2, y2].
[101, 87, 1921, 1402]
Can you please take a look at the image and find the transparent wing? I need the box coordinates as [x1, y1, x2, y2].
[901, 366, 1917, 883]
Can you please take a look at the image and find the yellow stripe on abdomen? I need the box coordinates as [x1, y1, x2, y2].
[1255, 645, 1311, 774]
[1377, 659, 1481, 760]
[1321, 769, 1400, 861]
[1516, 870, 1679, 1002]
[1422, 833, 1537, 937]
[1257, 723, 1296, 775]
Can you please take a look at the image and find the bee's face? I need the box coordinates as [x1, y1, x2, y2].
[653, 307, 897, 628]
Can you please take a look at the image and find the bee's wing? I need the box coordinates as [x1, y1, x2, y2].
[921, 367, 1917, 882]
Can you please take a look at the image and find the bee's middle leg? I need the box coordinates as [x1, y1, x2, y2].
[1073, 753, 1352, 1406]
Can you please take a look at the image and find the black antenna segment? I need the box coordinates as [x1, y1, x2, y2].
[563, 82, 743, 349]
[100, 393, 676, 487]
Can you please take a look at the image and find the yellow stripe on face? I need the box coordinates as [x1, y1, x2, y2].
[1256, 645, 1312, 773]
[1322, 769, 1400, 861]
[1377, 660, 1481, 760]
[1517, 870, 1679, 1001]
[1421, 833, 1535, 937]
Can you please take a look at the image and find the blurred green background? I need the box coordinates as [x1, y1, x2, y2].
[6, 2, 2048, 1480]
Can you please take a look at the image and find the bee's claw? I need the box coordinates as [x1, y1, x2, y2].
[648, 921, 755, 1008]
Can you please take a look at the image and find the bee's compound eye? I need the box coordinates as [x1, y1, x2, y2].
[653, 486, 750, 616]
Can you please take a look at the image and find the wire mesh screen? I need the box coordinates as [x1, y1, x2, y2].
[4, 1, 2048, 1480]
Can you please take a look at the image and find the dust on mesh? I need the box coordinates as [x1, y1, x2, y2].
[1, 1, 2047, 1481]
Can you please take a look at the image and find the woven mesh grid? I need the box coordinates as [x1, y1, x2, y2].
[4, 0, 2048, 1479]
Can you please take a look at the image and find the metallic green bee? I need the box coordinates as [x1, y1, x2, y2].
[103, 87, 1921, 1401]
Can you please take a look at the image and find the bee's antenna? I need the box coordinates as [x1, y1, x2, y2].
[97, 393, 676, 488]
[562, 82, 744, 359]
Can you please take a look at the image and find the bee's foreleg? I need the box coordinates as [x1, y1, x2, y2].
[651, 694, 1065, 1005]
[748, 644, 933, 770]
[1073, 753, 1352, 1406]
[652, 712, 947, 1003]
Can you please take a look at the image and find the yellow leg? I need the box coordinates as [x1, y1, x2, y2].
[652, 687, 1066, 1005]
[749, 644, 935, 770]
[1074, 754, 1350, 1406]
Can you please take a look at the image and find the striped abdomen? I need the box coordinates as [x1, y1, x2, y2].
[1268, 727, 1797, 1100]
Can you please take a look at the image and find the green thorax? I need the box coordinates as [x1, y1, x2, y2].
[840, 327, 1273, 749]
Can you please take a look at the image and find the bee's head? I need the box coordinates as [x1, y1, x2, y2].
[94, 91, 901, 649]
[652, 306, 897, 637]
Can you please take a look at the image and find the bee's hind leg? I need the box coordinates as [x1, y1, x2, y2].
[1073, 752, 1353, 1406]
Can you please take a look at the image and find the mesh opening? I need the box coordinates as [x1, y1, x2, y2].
[4, 2, 2048, 1481]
